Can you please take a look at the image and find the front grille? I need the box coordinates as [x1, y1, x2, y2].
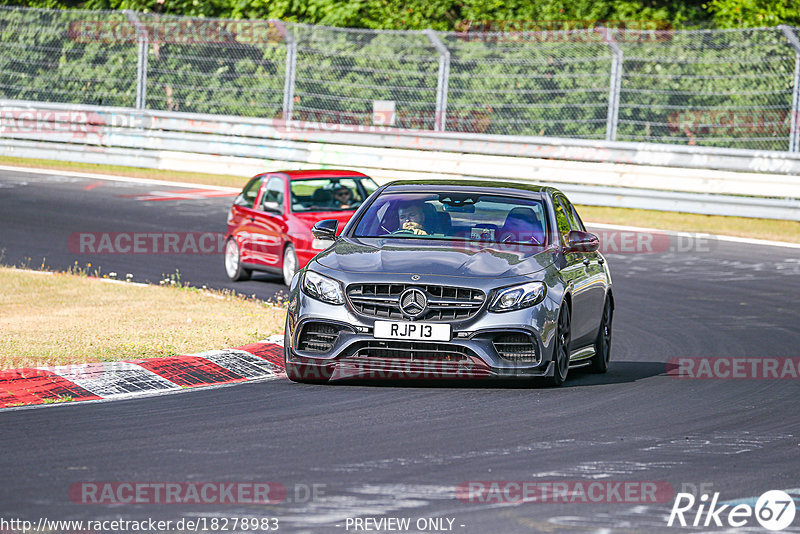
[347, 284, 485, 322]
[349, 340, 475, 362]
[298, 322, 345, 353]
[493, 333, 540, 363]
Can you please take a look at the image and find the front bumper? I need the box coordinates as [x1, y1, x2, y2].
[286, 290, 559, 380]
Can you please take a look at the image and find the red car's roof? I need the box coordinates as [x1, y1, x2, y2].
[276, 169, 370, 180]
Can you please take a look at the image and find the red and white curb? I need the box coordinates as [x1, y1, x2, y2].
[0, 335, 287, 409]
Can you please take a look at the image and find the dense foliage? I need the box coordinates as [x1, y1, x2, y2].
[0, 1, 798, 150]
[1, 0, 799, 29]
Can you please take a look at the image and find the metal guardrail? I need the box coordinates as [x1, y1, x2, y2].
[0, 99, 799, 220]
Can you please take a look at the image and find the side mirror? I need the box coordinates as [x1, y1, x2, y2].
[565, 230, 599, 253]
[312, 219, 339, 240]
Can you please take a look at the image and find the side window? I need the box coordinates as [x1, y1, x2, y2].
[569, 205, 586, 232]
[261, 177, 285, 210]
[559, 195, 585, 232]
[553, 197, 572, 243]
[234, 177, 262, 208]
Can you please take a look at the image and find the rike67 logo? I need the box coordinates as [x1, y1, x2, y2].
[668, 490, 797, 531]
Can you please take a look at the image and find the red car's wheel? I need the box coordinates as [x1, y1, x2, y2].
[224, 237, 251, 282]
[283, 244, 298, 287]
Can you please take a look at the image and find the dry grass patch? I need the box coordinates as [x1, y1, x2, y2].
[579, 205, 800, 244]
[0, 267, 286, 370]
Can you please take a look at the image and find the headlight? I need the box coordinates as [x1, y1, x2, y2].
[489, 281, 546, 312]
[302, 271, 344, 305]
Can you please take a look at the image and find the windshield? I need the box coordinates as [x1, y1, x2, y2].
[353, 192, 548, 246]
[290, 176, 378, 213]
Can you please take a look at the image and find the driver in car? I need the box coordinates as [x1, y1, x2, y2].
[397, 201, 431, 235]
[333, 185, 354, 208]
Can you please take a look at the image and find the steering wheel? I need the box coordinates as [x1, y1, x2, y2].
[501, 233, 542, 245]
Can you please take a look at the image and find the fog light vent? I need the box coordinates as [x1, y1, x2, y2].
[298, 322, 344, 353]
[493, 333, 539, 364]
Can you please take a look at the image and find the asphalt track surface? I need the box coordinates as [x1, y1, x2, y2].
[1, 168, 800, 533]
[0, 168, 287, 299]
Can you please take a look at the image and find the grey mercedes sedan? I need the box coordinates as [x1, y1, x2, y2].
[283, 180, 613, 386]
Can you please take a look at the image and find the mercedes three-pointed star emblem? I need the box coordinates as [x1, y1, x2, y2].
[399, 288, 428, 319]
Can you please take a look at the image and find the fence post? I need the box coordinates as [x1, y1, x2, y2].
[425, 30, 450, 132]
[124, 10, 148, 110]
[780, 25, 800, 153]
[279, 22, 297, 122]
[603, 28, 623, 142]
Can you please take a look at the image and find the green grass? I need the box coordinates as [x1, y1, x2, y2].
[41, 395, 74, 404]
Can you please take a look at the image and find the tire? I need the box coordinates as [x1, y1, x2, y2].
[548, 302, 571, 386]
[283, 244, 298, 287]
[224, 237, 251, 282]
[589, 297, 613, 373]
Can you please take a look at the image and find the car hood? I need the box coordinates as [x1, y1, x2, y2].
[315, 237, 554, 278]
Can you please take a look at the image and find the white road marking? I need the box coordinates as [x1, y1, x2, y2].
[0, 164, 240, 192]
[40, 361, 180, 397]
[195, 349, 282, 378]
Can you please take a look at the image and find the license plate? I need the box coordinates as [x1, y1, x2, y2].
[374, 321, 451, 341]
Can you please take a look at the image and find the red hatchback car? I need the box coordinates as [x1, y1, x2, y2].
[224, 170, 379, 286]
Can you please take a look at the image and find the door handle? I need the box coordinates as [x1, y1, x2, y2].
[249, 216, 255, 222]
[583, 258, 591, 266]
[598, 257, 605, 264]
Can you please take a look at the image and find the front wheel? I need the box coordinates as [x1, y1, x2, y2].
[547, 302, 571, 386]
[282, 244, 298, 287]
[589, 297, 613, 373]
[224, 237, 251, 282]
